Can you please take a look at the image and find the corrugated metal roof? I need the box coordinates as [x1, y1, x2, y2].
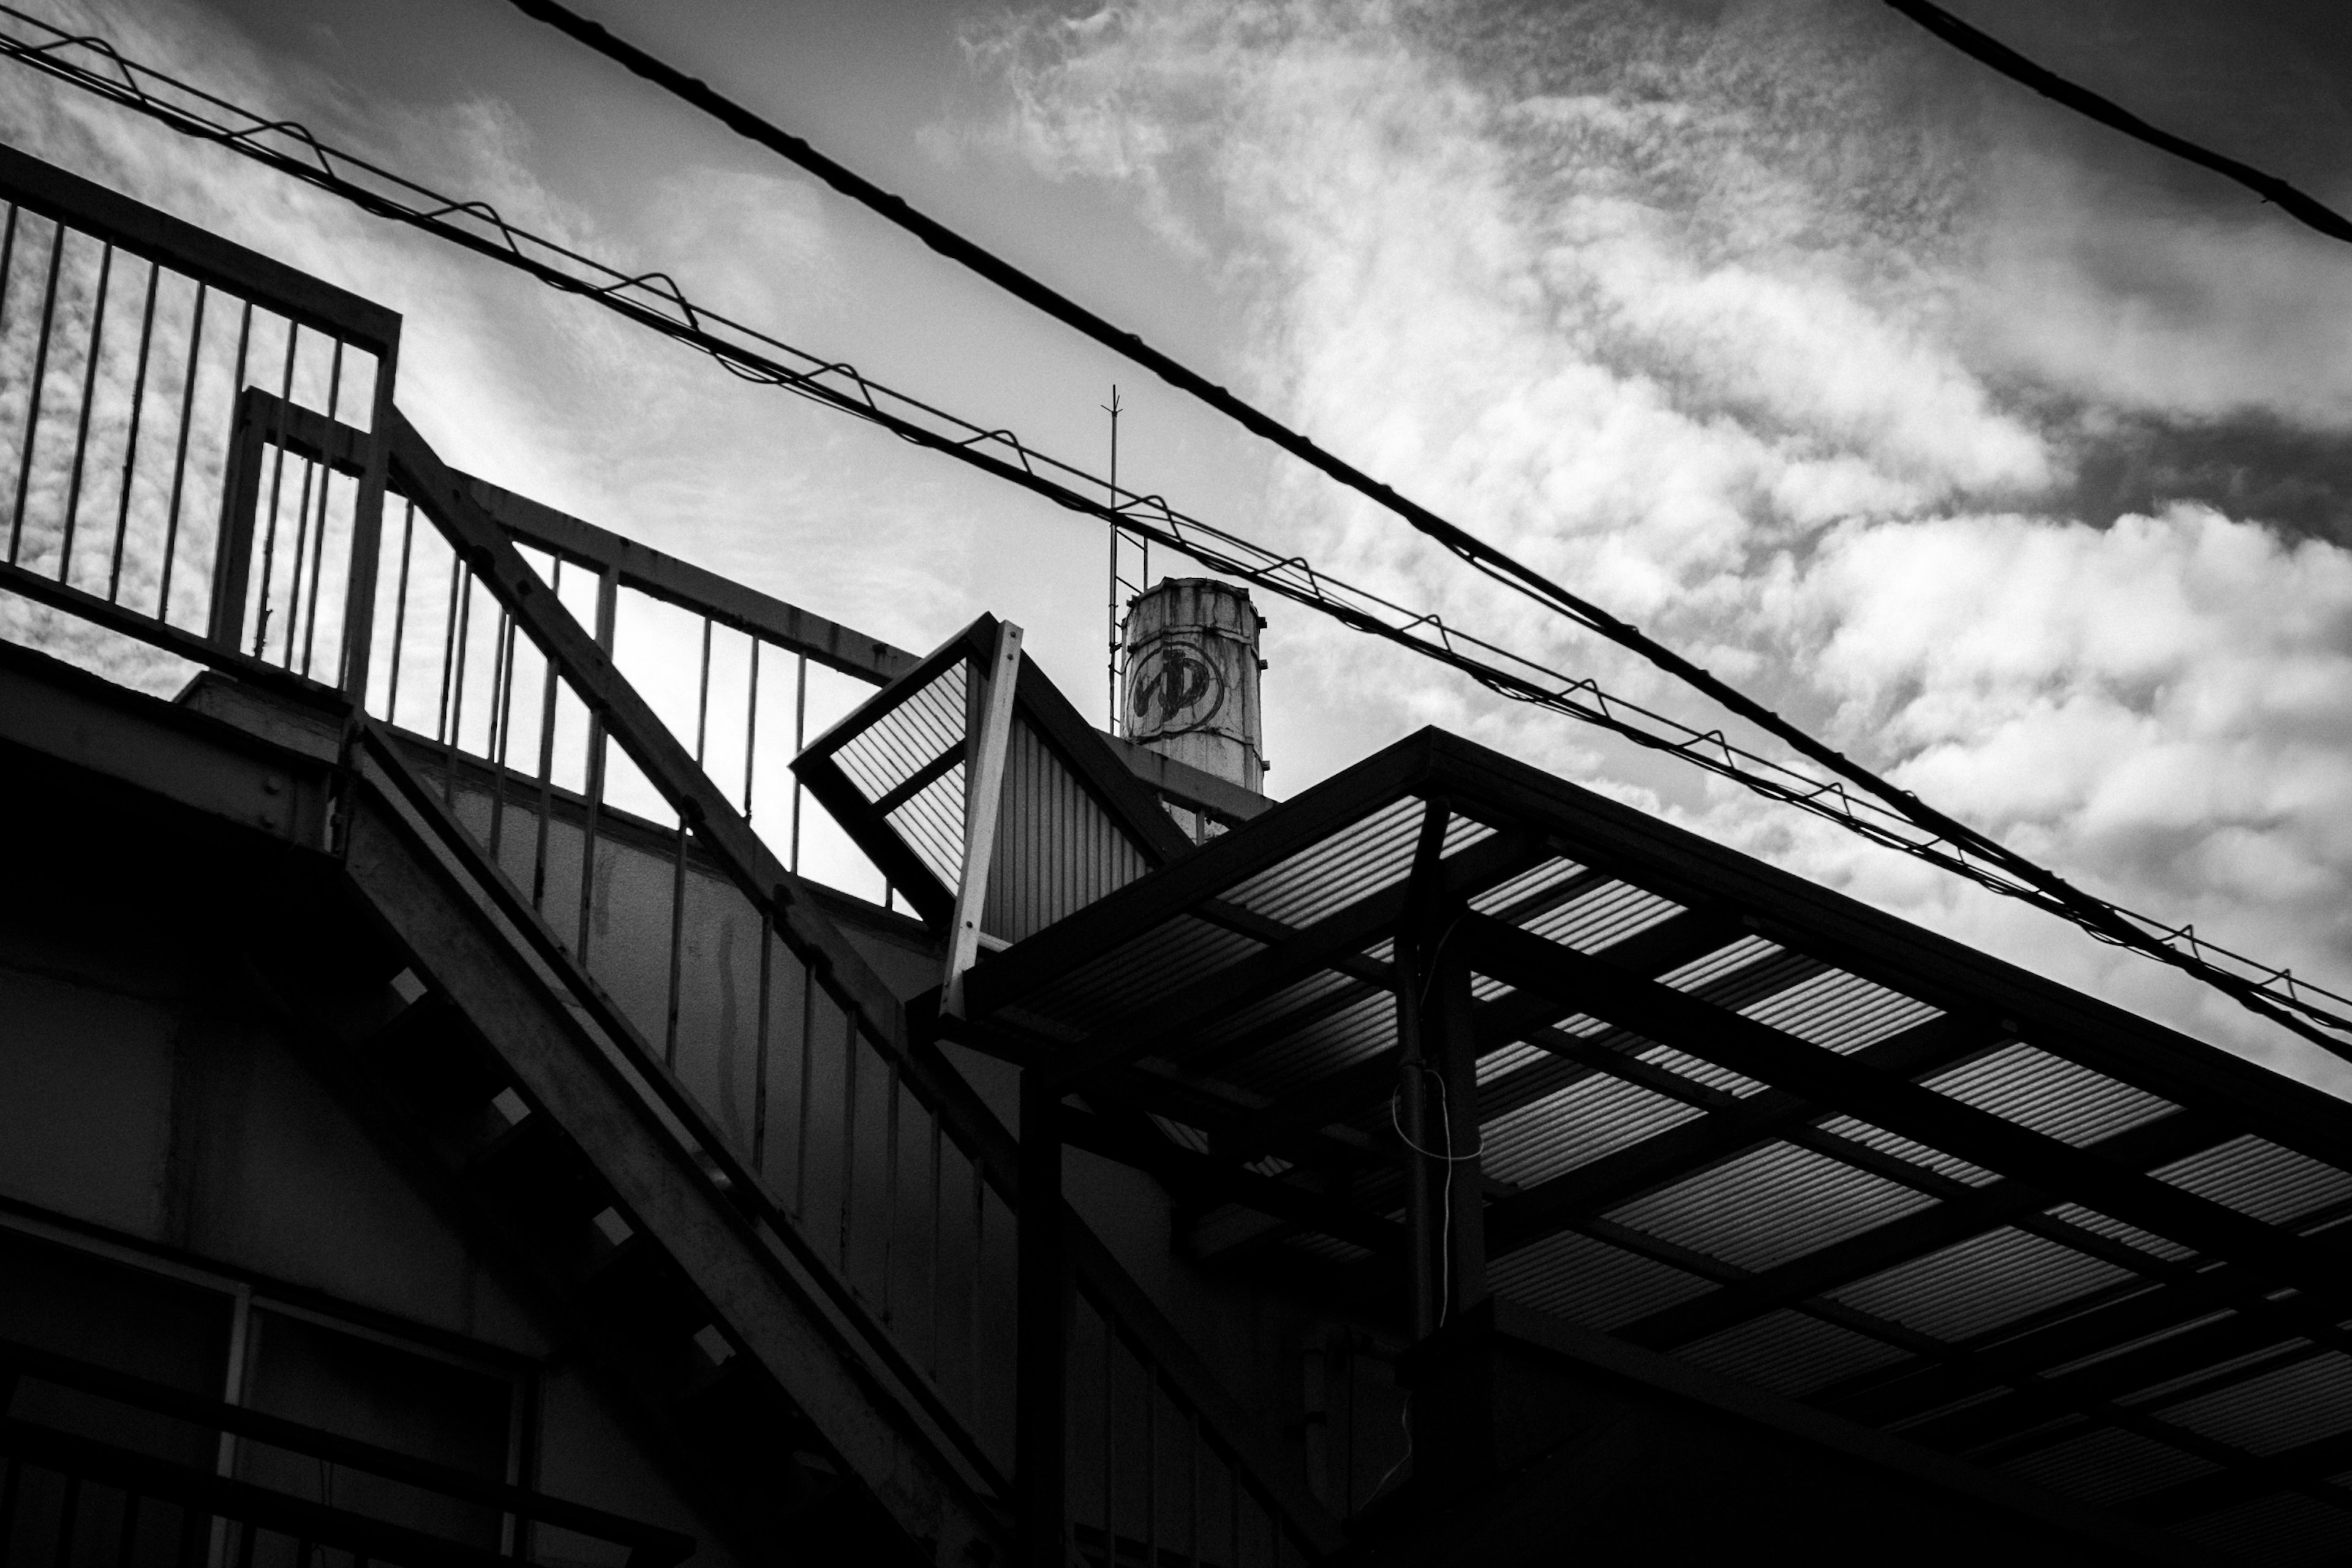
[1608, 1142, 1940, 1273]
[1998, 1426, 2220, 1506]
[940, 721, 2352, 1555]
[1678, 1308, 1910, 1398]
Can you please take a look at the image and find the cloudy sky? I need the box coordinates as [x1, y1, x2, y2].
[7, 0, 2352, 1088]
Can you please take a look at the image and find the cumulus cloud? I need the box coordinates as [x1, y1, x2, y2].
[977, 0, 2352, 1087]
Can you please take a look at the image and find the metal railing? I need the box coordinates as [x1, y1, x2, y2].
[0, 1336, 690, 1568]
[0, 142, 394, 709]
[0, 146, 1341, 1566]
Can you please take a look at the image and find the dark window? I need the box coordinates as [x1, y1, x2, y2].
[236, 1307, 513, 1548]
[0, 1228, 232, 1468]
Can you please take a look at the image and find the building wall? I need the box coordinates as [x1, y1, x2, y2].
[0, 802, 747, 1567]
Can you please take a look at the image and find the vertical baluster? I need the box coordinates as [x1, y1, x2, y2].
[794, 976, 816, 1215]
[156, 279, 206, 622]
[486, 609, 517, 856]
[251, 323, 299, 657]
[575, 567, 617, 965]
[665, 618, 713, 1067]
[176, 1501, 204, 1568]
[447, 570, 475, 766]
[279, 453, 315, 666]
[791, 652, 808, 872]
[9, 217, 66, 565]
[839, 1008, 859, 1272]
[1345, 1340, 1360, 1519]
[752, 907, 774, 1172]
[297, 337, 345, 677]
[929, 1109, 944, 1379]
[56, 239, 113, 585]
[106, 256, 159, 603]
[383, 500, 416, 722]
[744, 636, 761, 822]
[53, 1473, 82, 1568]
[0, 204, 16, 398]
[1102, 1317, 1115, 1568]
[1227, 1463, 1242, 1568]
[1146, 1371, 1159, 1568]
[882, 1060, 901, 1323]
[529, 559, 562, 910]
[1188, 1411, 1202, 1568]
[970, 1156, 986, 1425]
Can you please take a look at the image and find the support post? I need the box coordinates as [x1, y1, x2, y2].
[1428, 932, 1487, 1319]
[1393, 797, 1453, 1341]
[336, 345, 400, 703]
[943, 619, 1023, 1016]
[206, 388, 271, 651]
[1016, 1069, 1069, 1568]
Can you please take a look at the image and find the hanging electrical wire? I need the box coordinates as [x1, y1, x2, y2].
[496, 2, 2352, 1059]
[1, 6, 2346, 1060]
[1885, 0, 2352, 248]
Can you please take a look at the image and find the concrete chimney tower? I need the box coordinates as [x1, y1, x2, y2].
[1120, 578, 1266, 791]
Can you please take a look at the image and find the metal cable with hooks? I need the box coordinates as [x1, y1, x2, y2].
[4, 4, 2348, 1060]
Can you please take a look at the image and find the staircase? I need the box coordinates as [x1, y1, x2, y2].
[0, 143, 1338, 1568]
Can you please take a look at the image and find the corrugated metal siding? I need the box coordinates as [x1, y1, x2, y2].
[1740, 966, 1941, 1054]
[2171, 1493, 2352, 1561]
[1830, 1226, 2136, 1343]
[1482, 1071, 1703, 1188]
[1923, 1042, 2176, 1145]
[1487, 1228, 1714, 1329]
[1223, 797, 1490, 929]
[2038, 1201, 2194, 1261]
[1237, 988, 1396, 1101]
[1814, 1115, 1999, 1187]
[1997, 1426, 2220, 1506]
[1025, 910, 1263, 1033]
[2150, 1134, 2352, 1224]
[840, 658, 971, 881]
[2157, 1352, 2352, 1456]
[982, 717, 1153, 942]
[1525, 878, 1684, 952]
[1659, 935, 1780, 991]
[1606, 1142, 1939, 1273]
[1676, 1309, 1909, 1397]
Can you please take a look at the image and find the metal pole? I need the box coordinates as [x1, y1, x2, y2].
[1016, 1069, 1069, 1568]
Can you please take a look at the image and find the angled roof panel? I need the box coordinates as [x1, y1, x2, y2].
[951, 722, 2352, 1556]
[793, 614, 1189, 934]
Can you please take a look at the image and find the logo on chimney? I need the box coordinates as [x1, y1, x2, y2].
[1128, 640, 1226, 738]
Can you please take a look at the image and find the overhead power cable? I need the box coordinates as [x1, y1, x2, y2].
[2, 7, 2348, 1060]
[494, 2, 2352, 1053]
[1886, 0, 2352, 248]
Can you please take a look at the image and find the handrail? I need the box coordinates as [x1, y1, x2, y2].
[0, 1419, 509, 1568]
[0, 1335, 693, 1566]
[349, 712, 1014, 1509]
[383, 412, 1343, 1558]
[0, 117, 1343, 1556]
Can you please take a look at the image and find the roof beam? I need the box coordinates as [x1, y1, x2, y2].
[966, 745, 1432, 1015]
[1216, 905, 1748, 1164]
[1458, 913, 2352, 1300]
[1819, 1196, 2352, 1436]
[1610, 1111, 2227, 1351]
[1482, 1014, 1995, 1256]
[1042, 829, 1543, 1094]
[1057, 1107, 1403, 1256]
